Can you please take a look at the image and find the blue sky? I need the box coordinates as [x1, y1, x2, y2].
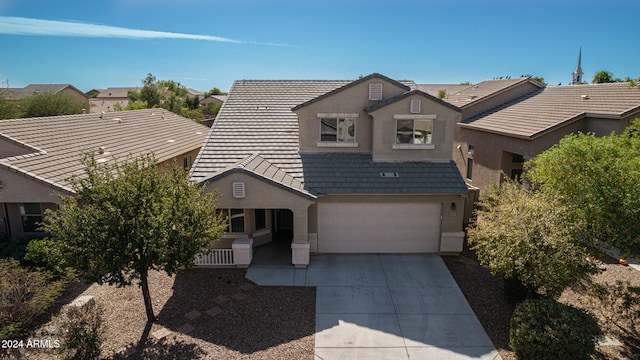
[0, 0, 638, 93]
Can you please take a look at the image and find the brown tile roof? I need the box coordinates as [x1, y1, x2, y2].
[191, 79, 350, 182]
[440, 78, 541, 108]
[4, 84, 87, 100]
[0, 109, 209, 193]
[460, 82, 640, 139]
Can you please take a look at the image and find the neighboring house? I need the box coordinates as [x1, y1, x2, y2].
[0, 109, 209, 239]
[3, 84, 89, 105]
[454, 82, 640, 189]
[190, 73, 468, 268]
[200, 95, 228, 107]
[88, 87, 140, 113]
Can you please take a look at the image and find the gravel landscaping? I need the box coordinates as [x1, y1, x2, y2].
[443, 246, 640, 360]
[9, 246, 639, 360]
[14, 268, 315, 360]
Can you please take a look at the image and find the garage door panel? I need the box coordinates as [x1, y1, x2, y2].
[318, 202, 441, 253]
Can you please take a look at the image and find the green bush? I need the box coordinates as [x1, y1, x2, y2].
[0, 259, 67, 340]
[510, 298, 600, 360]
[0, 235, 44, 265]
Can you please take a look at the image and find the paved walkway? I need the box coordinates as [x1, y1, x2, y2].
[247, 253, 501, 360]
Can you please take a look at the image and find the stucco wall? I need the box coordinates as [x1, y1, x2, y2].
[368, 95, 460, 162]
[295, 78, 408, 154]
[202, 172, 314, 245]
[454, 115, 636, 189]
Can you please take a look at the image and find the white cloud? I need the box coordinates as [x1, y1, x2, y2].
[0, 16, 242, 43]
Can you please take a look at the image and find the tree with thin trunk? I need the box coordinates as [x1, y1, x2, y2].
[467, 179, 596, 299]
[37, 153, 225, 322]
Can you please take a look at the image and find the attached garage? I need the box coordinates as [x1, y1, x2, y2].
[317, 202, 442, 253]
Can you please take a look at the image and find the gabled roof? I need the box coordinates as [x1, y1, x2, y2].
[4, 84, 87, 100]
[291, 73, 412, 111]
[437, 78, 543, 108]
[300, 153, 467, 195]
[191, 76, 468, 196]
[364, 89, 461, 113]
[190, 79, 350, 182]
[96, 87, 139, 98]
[0, 109, 209, 193]
[202, 154, 316, 199]
[461, 82, 640, 139]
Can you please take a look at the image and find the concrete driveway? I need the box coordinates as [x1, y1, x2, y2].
[247, 253, 501, 360]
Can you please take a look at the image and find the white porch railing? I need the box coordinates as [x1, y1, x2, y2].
[194, 249, 234, 266]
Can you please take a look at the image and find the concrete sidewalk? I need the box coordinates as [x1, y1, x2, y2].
[247, 253, 501, 360]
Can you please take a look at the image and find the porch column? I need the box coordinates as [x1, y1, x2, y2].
[291, 204, 310, 268]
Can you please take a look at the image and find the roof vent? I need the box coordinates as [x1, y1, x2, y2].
[410, 99, 421, 113]
[581, 94, 589, 100]
[380, 172, 399, 178]
[369, 83, 383, 101]
[232, 182, 245, 198]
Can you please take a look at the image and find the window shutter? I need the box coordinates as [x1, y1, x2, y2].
[232, 182, 245, 198]
[410, 99, 421, 113]
[369, 83, 383, 100]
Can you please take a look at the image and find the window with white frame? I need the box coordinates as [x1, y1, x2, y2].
[320, 118, 356, 142]
[217, 208, 245, 233]
[20, 203, 43, 233]
[396, 119, 433, 144]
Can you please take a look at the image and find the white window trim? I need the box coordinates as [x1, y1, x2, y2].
[393, 114, 436, 120]
[393, 116, 435, 148]
[318, 116, 357, 144]
[317, 142, 359, 148]
[317, 112, 359, 118]
[393, 143, 436, 150]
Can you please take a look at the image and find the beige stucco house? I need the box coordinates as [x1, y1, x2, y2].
[88, 87, 140, 113]
[452, 82, 640, 189]
[190, 73, 468, 268]
[0, 109, 209, 239]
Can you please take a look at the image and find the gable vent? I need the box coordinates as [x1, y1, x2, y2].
[410, 99, 421, 113]
[232, 182, 245, 198]
[380, 172, 399, 178]
[369, 83, 383, 101]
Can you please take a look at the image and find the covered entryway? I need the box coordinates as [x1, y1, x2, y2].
[317, 202, 442, 253]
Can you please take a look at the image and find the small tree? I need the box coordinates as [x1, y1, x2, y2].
[437, 89, 447, 99]
[592, 70, 618, 84]
[23, 91, 88, 117]
[36, 153, 226, 322]
[467, 179, 596, 298]
[526, 121, 640, 256]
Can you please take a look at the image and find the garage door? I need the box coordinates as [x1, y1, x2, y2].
[317, 202, 441, 253]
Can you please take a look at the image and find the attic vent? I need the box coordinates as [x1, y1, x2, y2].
[410, 99, 421, 113]
[380, 172, 399, 178]
[232, 182, 245, 198]
[581, 94, 589, 100]
[369, 83, 383, 101]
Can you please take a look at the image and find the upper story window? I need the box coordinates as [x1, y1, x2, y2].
[396, 119, 432, 144]
[320, 117, 356, 142]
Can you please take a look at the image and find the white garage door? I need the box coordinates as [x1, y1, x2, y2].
[317, 202, 442, 253]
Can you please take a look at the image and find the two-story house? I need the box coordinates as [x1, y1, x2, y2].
[190, 74, 468, 268]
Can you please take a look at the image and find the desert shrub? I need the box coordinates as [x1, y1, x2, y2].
[0, 258, 67, 340]
[510, 298, 600, 360]
[58, 299, 104, 360]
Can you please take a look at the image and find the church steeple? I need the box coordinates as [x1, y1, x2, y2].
[571, 48, 583, 85]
